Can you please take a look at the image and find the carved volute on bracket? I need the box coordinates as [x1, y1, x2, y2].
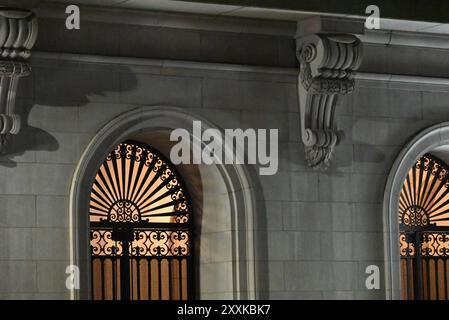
[0, 8, 37, 153]
[296, 33, 362, 168]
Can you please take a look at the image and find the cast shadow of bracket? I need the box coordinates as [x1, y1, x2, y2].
[0, 64, 137, 167]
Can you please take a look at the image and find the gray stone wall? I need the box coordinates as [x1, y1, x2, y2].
[263, 84, 440, 300]
[35, 17, 296, 68]
[2, 14, 449, 299]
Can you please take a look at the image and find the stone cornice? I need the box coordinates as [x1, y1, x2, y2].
[37, 3, 296, 37]
[32, 51, 449, 92]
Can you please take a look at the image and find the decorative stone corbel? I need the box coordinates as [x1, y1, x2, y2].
[0, 8, 37, 153]
[296, 33, 362, 168]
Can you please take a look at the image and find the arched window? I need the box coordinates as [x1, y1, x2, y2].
[89, 140, 194, 300]
[399, 153, 449, 300]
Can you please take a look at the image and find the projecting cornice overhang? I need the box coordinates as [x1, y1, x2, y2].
[28, 0, 449, 25]
[0, 7, 37, 153]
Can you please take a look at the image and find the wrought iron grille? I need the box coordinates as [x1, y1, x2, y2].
[89, 141, 194, 300]
[399, 153, 449, 300]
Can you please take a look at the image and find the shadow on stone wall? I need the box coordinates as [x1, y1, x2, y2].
[0, 109, 58, 167]
[0, 63, 137, 167]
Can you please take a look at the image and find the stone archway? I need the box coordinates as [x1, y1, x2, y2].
[383, 122, 449, 299]
[68, 106, 260, 300]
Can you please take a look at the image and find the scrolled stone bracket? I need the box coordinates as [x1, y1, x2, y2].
[296, 33, 362, 168]
[0, 8, 37, 153]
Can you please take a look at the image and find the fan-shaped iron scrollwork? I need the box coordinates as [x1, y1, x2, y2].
[399, 154, 449, 228]
[89, 141, 190, 224]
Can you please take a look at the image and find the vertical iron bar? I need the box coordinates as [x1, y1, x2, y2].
[101, 258, 105, 300]
[404, 233, 412, 300]
[120, 241, 131, 300]
[168, 259, 172, 300]
[179, 257, 183, 300]
[112, 245, 116, 300]
[413, 231, 423, 300]
[436, 257, 440, 300]
[137, 258, 141, 300]
[444, 258, 448, 300]
[158, 258, 162, 300]
[130, 258, 133, 300]
[147, 259, 152, 300]
[406, 257, 411, 300]
[91, 257, 95, 300]
[427, 257, 431, 300]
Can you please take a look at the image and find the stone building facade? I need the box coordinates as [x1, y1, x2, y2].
[1, 1, 448, 300]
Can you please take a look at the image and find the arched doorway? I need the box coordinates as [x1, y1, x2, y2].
[89, 140, 194, 300]
[399, 153, 449, 299]
[384, 122, 449, 299]
[69, 106, 260, 300]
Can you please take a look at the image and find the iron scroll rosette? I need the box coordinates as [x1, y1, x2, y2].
[0, 8, 37, 153]
[297, 33, 362, 168]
